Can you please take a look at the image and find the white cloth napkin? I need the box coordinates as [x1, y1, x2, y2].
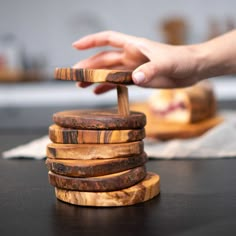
[145, 114, 236, 159]
[2, 135, 50, 160]
[2, 111, 236, 160]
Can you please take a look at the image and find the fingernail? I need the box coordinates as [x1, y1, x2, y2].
[75, 82, 81, 88]
[72, 39, 80, 45]
[73, 62, 84, 68]
[72, 40, 82, 48]
[72, 41, 77, 47]
[72, 64, 79, 68]
[133, 71, 146, 84]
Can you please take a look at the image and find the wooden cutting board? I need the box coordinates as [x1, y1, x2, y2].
[54, 172, 160, 207]
[45, 152, 147, 177]
[130, 102, 223, 140]
[48, 165, 146, 191]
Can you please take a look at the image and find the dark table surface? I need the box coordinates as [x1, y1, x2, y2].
[1, 134, 236, 236]
[1, 100, 236, 236]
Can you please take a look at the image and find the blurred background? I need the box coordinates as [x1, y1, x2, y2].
[0, 0, 236, 132]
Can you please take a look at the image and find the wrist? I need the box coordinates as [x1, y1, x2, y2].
[193, 31, 236, 78]
[187, 43, 214, 80]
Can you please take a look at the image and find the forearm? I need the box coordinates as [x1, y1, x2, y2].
[194, 30, 236, 79]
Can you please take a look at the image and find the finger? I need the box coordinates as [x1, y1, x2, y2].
[72, 31, 135, 49]
[137, 76, 195, 88]
[134, 75, 178, 88]
[93, 83, 116, 94]
[73, 50, 123, 69]
[132, 62, 159, 85]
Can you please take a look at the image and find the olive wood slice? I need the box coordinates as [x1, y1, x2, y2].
[47, 141, 144, 160]
[53, 109, 146, 130]
[54, 68, 133, 85]
[49, 124, 145, 144]
[48, 165, 146, 192]
[46, 152, 147, 177]
[54, 172, 160, 207]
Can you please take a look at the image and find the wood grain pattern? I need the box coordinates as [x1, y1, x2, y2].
[47, 141, 144, 160]
[117, 85, 130, 116]
[45, 152, 147, 177]
[54, 68, 133, 84]
[54, 172, 160, 207]
[48, 165, 146, 192]
[53, 109, 146, 130]
[49, 124, 145, 144]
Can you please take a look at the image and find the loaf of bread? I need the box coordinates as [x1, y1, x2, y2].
[148, 81, 216, 123]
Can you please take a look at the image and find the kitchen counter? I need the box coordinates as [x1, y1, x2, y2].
[1, 140, 236, 236]
[1, 84, 236, 235]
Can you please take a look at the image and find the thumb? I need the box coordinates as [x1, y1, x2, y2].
[132, 62, 159, 85]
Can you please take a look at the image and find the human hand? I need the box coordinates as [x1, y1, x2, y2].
[72, 31, 202, 94]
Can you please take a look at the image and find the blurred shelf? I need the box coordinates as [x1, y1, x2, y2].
[0, 79, 151, 108]
[0, 69, 43, 83]
[0, 76, 236, 108]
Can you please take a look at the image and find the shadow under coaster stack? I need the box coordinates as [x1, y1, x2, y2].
[45, 68, 160, 207]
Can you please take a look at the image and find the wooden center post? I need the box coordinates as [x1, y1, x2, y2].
[117, 85, 130, 116]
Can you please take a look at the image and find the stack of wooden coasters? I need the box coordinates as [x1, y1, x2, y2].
[45, 68, 160, 207]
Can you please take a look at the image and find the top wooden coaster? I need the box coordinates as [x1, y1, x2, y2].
[54, 68, 133, 85]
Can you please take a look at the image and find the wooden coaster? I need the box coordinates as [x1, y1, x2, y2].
[49, 124, 145, 144]
[47, 141, 144, 160]
[53, 109, 146, 130]
[54, 172, 160, 207]
[46, 152, 147, 177]
[54, 68, 133, 85]
[48, 165, 146, 192]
